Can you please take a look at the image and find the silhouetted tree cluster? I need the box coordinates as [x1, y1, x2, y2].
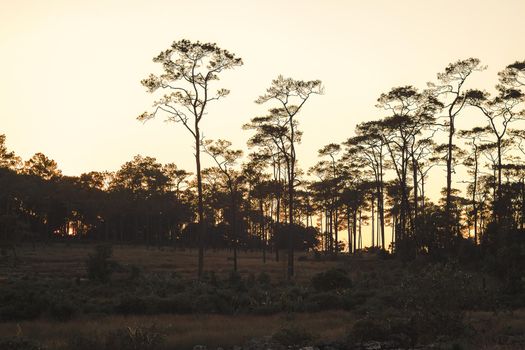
[301, 58, 525, 264]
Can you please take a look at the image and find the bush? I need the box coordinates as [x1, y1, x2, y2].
[200, 271, 218, 286]
[388, 318, 417, 347]
[67, 333, 103, 350]
[192, 293, 222, 313]
[256, 272, 271, 287]
[339, 290, 357, 310]
[278, 286, 308, 312]
[86, 245, 115, 283]
[105, 327, 165, 350]
[0, 289, 49, 321]
[352, 318, 389, 341]
[158, 293, 193, 314]
[0, 337, 44, 350]
[305, 292, 342, 311]
[311, 268, 352, 291]
[48, 298, 78, 321]
[399, 263, 473, 341]
[67, 326, 164, 350]
[127, 264, 142, 281]
[272, 326, 315, 347]
[114, 295, 149, 315]
[227, 271, 245, 290]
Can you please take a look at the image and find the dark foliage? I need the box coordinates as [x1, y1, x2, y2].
[272, 326, 316, 348]
[311, 268, 352, 291]
[86, 244, 116, 283]
[0, 338, 44, 350]
[67, 326, 164, 350]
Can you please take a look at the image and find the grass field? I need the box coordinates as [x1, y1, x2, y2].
[0, 310, 522, 350]
[0, 311, 353, 349]
[1, 243, 343, 282]
[0, 244, 354, 349]
[0, 243, 524, 349]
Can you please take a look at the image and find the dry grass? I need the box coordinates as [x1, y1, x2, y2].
[0, 244, 359, 348]
[466, 309, 525, 349]
[0, 311, 353, 349]
[2, 244, 524, 349]
[1, 309, 524, 349]
[1, 243, 340, 283]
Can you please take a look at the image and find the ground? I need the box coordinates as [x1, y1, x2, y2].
[0, 243, 524, 350]
[0, 243, 339, 282]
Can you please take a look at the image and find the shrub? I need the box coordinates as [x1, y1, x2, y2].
[0, 289, 49, 321]
[305, 292, 342, 311]
[399, 263, 473, 341]
[200, 271, 218, 286]
[158, 293, 193, 314]
[272, 326, 315, 347]
[256, 272, 271, 287]
[86, 245, 115, 283]
[67, 333, 103, 350]
[127, 265, 142, 281]
[0, 337, 44, 350]
[114, 295, 149, 315]
[278, 285, 308, 312]
[192, 293, 222, 313]
[105, 326, 165, 350]
[227, 271, 245, 290]
[67, 326, 164, 350]
[388, 317, 417, 347]
[339, 290, 357, 310]
[352, 318, 389, 341]
[48, 298, 78, 321]
[311, 268, 352, 292]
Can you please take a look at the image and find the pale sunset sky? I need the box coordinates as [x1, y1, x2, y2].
[1, 0, 524, 206]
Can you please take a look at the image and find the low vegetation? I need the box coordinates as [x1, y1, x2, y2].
[0, 244, 523, 349]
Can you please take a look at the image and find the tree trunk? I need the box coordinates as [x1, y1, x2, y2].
[412, 155, 419, 238]
[446, 116, 454, 236]
[379, 158, 385, 249]
[230, 185, 237, 272]
[358, 209, 362, 250]
[497, 139, 502, 197]
[352, 209, 357, 254]
[520, 178, 525, 230]
[329, 208, 333, 253]
[260, 198, 266, 263]
[371, 193, 375, 247]
[473, 149, 479, 244]
[334, 207, 339, 254]
[347, 207, 351, 253]
[195, 129, 205, 279]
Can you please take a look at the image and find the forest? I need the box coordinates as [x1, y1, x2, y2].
[0, 40, 524, 350]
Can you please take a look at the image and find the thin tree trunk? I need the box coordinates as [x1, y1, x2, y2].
[347, 207, 351, 253]
[521, 178, 525, 230]
[260, 198, 266, 263]
[412, 155, 419, 238]
[371, 193, 375, 247]
[359, 209, 363, 250]
[334, 207, 339, 254]
[329, 208, 333, 253]
[379, 157, 385, 249]
[446, 116, 454, 236]
[352, 209, 357, 254]
[231, 187, 237, 272]
[473, 149, 479, 244]
[195, 129, 205, 279]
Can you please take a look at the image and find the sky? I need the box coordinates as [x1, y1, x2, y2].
[1, 0, 524, 205]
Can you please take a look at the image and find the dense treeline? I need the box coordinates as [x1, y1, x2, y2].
[1, 40, 524, 282]
[0, 150, 317, 253]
